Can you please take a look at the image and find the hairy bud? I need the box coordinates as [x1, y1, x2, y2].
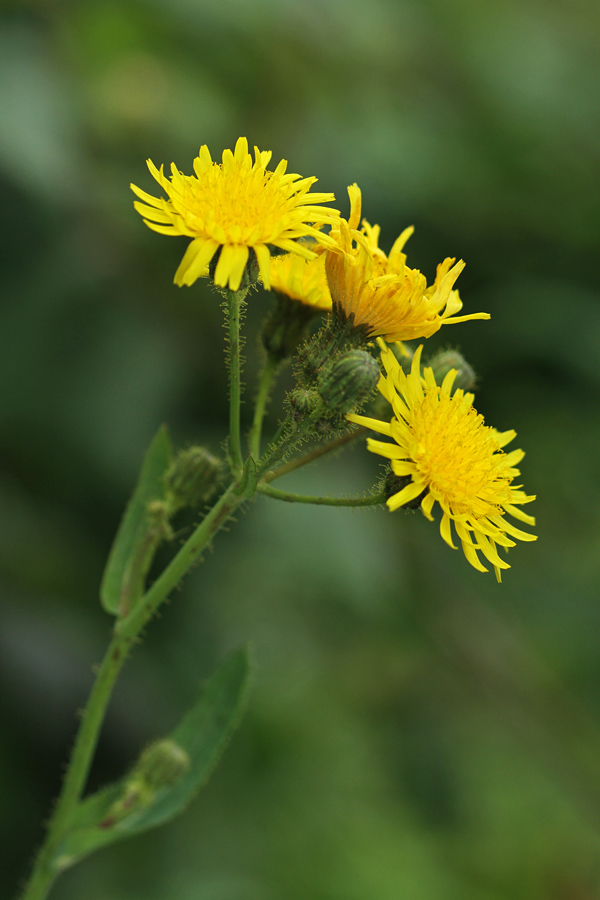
[165, 447, 223, 512]
[317, 349, 380, 415]
[133, 739, 191, 789]
[261, 294, 318, 361]
[287, 387, 323, 422]
[427, 348, 476, 393]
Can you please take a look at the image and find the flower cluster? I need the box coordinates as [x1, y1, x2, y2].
[132, 138, 536, 578]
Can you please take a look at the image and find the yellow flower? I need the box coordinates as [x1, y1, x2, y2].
[131, 137, 339, 292]
[266, 249, 332, 311]
[348, 342, 537, 580]
[326, 186, 489, 341]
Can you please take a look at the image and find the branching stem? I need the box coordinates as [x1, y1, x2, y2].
[258, 483, 385, 507]
[18, 474, 255, 900]
[264, 426, 367, 483]
[248, 354, 279, 460]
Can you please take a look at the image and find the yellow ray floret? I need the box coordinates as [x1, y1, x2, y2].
[325, 185, 489, 341]
[348, 341, 536, 580]
[131, 137, 339, 292]
[265, 248, 332, 311]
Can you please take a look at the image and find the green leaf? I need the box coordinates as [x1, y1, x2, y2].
[100, 425, 172, 615]
[52, 646, 252, 871]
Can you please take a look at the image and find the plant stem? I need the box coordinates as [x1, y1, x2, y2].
[264, 426, 367, 483]
[18, 476, 254, 900]
[267, 418, 289, 450]
[17, 633, 129, 900]
[116, 477, 254, 640]
[248, 355, 279, 460]
[258, 483, 385, 507]
[226, 287, 247, 476]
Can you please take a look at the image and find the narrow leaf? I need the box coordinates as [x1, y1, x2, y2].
[52, 646, 252, 871]
[100, 425, 172, 615]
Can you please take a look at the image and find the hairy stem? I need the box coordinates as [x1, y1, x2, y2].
[226, 287, 247, 476]
[258, 483, 385, 507]
[264, 426, 367, 483]
[18, 475, 255, 900]
[17, 633, 129, 900]
[248, 355, 279, 460]
[116, 477, 254, 640]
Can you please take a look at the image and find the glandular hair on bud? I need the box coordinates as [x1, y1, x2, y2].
[261, 294, 316, 361]
[317, 349, 380, 415]
[427, 348, 477, 393]
[133, 739, 191, 790]
[165, 447, 223, 512]
[286, 387, 323, 422]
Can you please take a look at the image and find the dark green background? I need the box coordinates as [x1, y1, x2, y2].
[2, 0, 600, 897]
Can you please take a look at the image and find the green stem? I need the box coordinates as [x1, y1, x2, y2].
[18, 475, 255, 900]
[268, 418, 289, 450]
[258, 482, 385, 507]
[248, 355, 279, 460]
[116, 477, 253, 640]
[255, 428, 301, 481]
[264, 426, 367, 483]
[227, 288, 247, 476]
[18, 633, 130, 900]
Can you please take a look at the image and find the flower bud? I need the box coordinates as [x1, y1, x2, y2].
[287, 387, 323, 422]
[99, 739, 190, 829]
[133, 739, 191, 789]
[165, 447, 223, 512]
[317, 349, 380, 415]
[427, 348, 476, 393]
[146, 499, 173, 540]
[261, 294, 318, 361]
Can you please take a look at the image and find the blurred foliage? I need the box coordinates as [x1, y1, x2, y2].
[1, 0, 600, 898]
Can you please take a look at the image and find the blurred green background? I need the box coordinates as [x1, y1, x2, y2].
[2, 0, 600, 897]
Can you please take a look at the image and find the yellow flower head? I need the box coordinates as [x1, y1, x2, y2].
[325, 185, 489, 342]
[131, 137, 339, 292]
[266, 249, 332, 311]
[348, 342, 537, 580]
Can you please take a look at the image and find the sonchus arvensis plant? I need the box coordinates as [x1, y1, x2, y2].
[18, 138, 535, 900]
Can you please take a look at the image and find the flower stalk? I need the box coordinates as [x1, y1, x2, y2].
[249, 354, 279, 460]
[226, 286, 247, 476]
[258, 483, 385, 507]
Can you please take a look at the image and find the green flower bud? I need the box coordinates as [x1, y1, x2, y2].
[133, 739, 191, 789]
[165, 447, 223, 512]
[317, 349, 380, 415]
[287, 387, 323, 422]
[261, 294, 317, 361]
[99, 739, 190, 829]
[427, 348, 476, 393]
[146, 499, 173, 540]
